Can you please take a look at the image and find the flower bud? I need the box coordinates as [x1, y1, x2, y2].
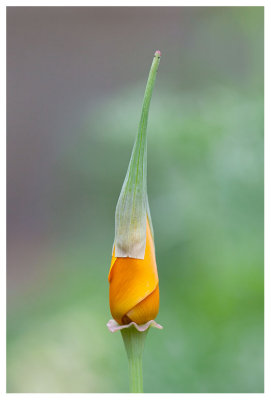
[108, 51, 161, 326]
[108, 219, 159, 325]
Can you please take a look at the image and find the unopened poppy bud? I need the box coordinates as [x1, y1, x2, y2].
[108, 51, 161, 327]
[109, 219, 159, 325]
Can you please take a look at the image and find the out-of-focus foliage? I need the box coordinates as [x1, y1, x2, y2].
[7, 7, 263, 393]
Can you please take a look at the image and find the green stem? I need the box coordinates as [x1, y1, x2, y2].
[121, 326, 149, 393]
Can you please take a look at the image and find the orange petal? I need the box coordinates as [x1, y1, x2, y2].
[108, 251, 117, 281]
[126, 284, 159, 325]
[109, 220, 159, 325]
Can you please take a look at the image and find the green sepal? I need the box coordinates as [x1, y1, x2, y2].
[114, 51, 160, 259]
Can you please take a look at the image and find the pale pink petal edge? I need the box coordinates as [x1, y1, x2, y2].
[107, 319, 163, 333]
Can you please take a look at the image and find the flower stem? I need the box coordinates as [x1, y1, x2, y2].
[121, 326, 148, 393]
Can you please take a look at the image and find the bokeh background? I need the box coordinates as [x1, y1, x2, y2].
[7, 7, 264, 393]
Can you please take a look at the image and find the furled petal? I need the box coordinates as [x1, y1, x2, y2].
[109, 220, 159, 325]
[126, 285, 159, 325]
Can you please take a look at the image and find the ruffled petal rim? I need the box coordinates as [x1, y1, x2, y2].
[107, 318, 163, 333]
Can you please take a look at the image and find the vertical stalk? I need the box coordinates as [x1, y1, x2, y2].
[121, 326, 149, 392]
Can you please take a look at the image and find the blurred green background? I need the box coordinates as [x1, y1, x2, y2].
[7, 7, 263, 393]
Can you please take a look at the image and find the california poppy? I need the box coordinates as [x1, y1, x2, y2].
[108, 51, 161, 327]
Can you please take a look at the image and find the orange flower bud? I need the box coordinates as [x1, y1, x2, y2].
[108, 51, 161, 329]
[107, 51, 162, 394]
[108, 220, 159, 325]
